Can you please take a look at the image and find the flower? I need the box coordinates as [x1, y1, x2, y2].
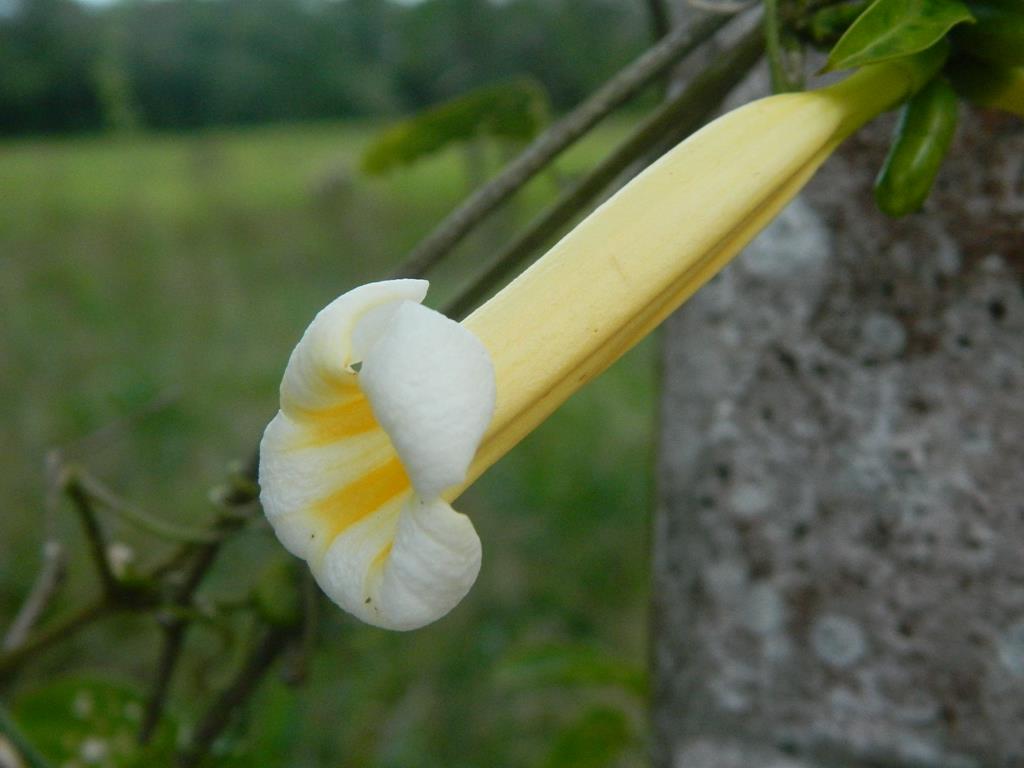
[260, 52, 943, 630]
[260, 280, 495, 630]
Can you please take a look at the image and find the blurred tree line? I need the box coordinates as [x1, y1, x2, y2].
[0, 0, 648, 135]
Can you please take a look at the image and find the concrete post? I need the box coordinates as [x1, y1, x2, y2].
[652, 100, 1024, 768]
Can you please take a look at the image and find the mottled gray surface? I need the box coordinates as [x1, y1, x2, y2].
[652, 105, 1024, 768]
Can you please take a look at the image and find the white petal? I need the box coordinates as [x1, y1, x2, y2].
[279, 279, 427, 413]
[259, 411, 396, 561]
[314, 491, 408, 625]
[259, 279, 493, 631]
[261, 279, 426, 563]
[318, 495, 481, 630]
[357, 301, 496, 499]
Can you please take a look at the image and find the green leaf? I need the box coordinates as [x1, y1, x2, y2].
[11, 677, 177, 768]
[825, 0, 975, 72]
[496, 643, 647, 697]
[0, 701, 53, 768]
[361, 79, 549, 176]
[541, 707, 633, 768]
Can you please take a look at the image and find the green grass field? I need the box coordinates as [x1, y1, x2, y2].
[1, 120, 657, 767]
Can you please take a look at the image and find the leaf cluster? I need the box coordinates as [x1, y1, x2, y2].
[766, 0, 1024, 217]
[823, 0, 975, 72]
[361, 79, 550, 176]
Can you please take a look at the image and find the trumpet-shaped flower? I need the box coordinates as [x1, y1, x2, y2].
[260, 280, 494, 630]
[260, 52, 943, 630]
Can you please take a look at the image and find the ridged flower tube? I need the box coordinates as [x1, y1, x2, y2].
[260, 52, 943, 630]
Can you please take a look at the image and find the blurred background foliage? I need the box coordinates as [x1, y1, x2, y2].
[1, 0, 661, 765]
[0, 0, 649, 135]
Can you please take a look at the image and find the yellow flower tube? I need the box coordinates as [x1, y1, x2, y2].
[260, 50, 945, 630]
[456, 49, 944, 495]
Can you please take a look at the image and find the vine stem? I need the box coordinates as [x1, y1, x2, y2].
[138, 518, 243, 745]
[444, 25, 765, 319]
[0, 466, 257, 686]
[65, 472, 123, 599]
[3, 541, 65, 653]
[74, 470, 222, 544]
[645, 0, 672, 39]
[3, 452, 69, 651]
[176, 626, 296, 768]
[388, 10, 736, 280]
[0, 599, 114, 680]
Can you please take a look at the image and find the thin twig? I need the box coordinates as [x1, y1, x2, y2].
[65, 472, 120, 599]
[0, 457, 257, 687]
[0, 599, 114, 680]
[4, 452, 72, 651]
[3, 541, 65, 653]
[0, 496, 249, 687]
[138, 514, 252, 744]
[138, 622, 188, 745]
[176, 626, 294, 768]
[388, 11, 735, 280]
[444, 27, 765, 319]
[644, 0, 672, 39]
[137, 548, 220, 744]
[74, 471, 222, 544]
